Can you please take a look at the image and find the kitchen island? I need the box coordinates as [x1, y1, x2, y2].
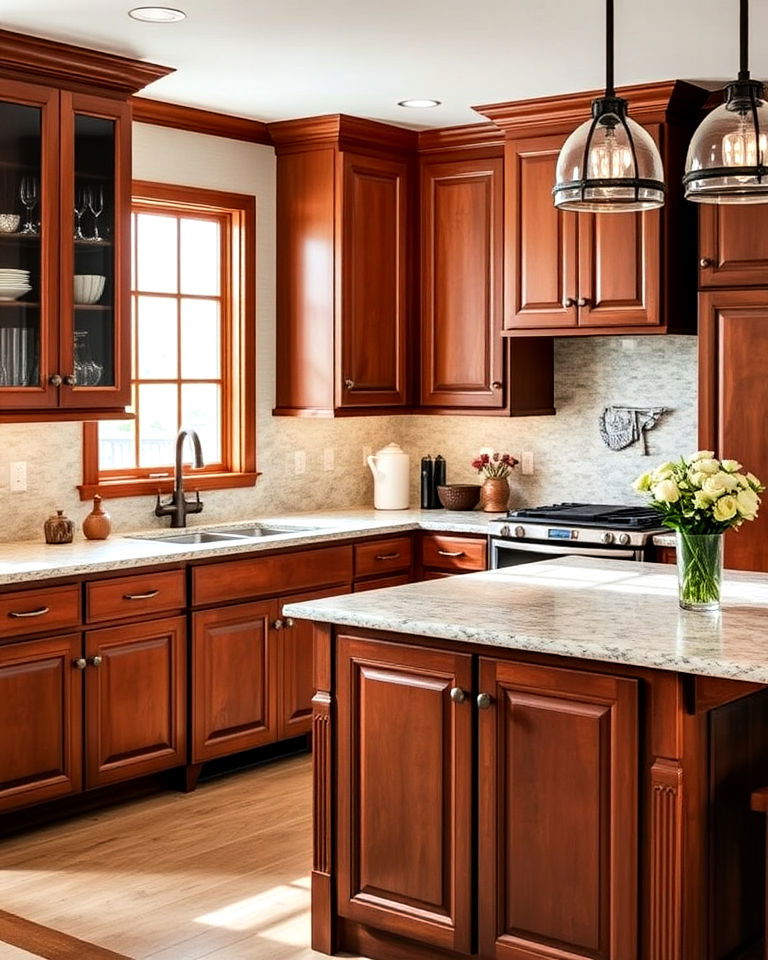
[284, 557, 768, 960]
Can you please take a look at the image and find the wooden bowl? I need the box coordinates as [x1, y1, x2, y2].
[437, 484, 481, 511]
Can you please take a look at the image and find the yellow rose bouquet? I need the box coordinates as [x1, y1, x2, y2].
[633, 452, 764, 611]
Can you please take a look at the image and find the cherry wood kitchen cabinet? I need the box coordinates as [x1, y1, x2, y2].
[698, 204, 768, 289]
[477, 80, 708, 337]
[0, 633, 83, 812]
[0, 29, 169, 422]
[699, 289, 768, 572]
[270, 116, 414, 416]
[477, 658, 638, 960]
[419, 531, 487, 577]
[85, 615, 186, 788]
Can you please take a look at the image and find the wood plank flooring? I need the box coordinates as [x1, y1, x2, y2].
[0, 755, 363, 960]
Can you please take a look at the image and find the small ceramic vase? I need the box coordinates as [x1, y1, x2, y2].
[480, 477, 510, 513]
[83, 495, 112, 541]
[44, 510, 74, 544]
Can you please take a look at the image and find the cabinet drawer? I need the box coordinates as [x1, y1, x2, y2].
[421, 534, 487, 572]
[192, 545, 353, 606]
[86, 570, 186, 624]
[355, 537, 412, 578]
[0, 584, 80, 640]
[353, 573, 411, 592]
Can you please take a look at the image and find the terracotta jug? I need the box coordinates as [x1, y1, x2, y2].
[83, 495, 112, 541]
[480, 477, 510, 513]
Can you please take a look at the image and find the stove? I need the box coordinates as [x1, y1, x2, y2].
[488, 502, 667, 569]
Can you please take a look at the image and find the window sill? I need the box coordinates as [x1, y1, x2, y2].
[78, 472, 260, 501]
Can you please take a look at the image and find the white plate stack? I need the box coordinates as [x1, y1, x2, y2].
[0, 268, 32, 301]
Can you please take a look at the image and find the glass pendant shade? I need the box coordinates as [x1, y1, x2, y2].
[684, 82, 768, 203]
[554, 103, 665, 212]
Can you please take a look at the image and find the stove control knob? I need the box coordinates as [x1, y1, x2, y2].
[601, 531, 615, 544]
[617, 533, 631, 546]
[499, 525, 511, 537]
[514, 526, 526, 539]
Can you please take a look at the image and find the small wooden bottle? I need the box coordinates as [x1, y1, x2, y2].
[44, 510, 74, 544]
[83, 495, 111, 541]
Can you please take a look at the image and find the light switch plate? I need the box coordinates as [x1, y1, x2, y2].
[9, 461, 27, 492]
[521, 451, 534, 476]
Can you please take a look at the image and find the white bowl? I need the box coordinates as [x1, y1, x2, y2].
[0, 284, 31, 301]
[0, 214, 20, 234]
[74, 275, 106, 305]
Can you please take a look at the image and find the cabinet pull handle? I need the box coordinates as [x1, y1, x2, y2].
[576, 297, 591, 308]
[123, 590, 160, 601]
[437, 550, 465, 558]
[63, 374, 76, 387]
[272, 619, 284, 631]
[344, 378, 355, 389]
[49, 374, 63, 387]
[88, 656, 103, 668]
[450, 686, 467, 704]
[375, 553, 400, 561]
[8, 606, 50, 619]
[491, 381, 503, 389]
[700, 257, 713, 268]
[72, 658, 87, 670]
[477, 692, 493, 710]
[562, 297, 575, 308]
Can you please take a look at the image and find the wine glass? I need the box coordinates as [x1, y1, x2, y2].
[88, 185, 104, 242]
[74, 184, 88, 240]
[19, 176, 38, 235]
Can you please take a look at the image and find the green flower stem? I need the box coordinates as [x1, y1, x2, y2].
[677, 531, 722, 609]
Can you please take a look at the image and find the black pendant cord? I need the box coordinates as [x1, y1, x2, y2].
[739, 0, 750, 81]
[605, 0, 615, 97]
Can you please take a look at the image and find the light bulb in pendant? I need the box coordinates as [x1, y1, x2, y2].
[722, 112, 768, 167]
[588, 126, 633, 179]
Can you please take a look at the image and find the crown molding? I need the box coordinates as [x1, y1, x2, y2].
[132, 97, 271, 144]
[268, 114, 418, 155]
[417, 122, 503, 153]
[475, 80, 710, 135]
[0, 28, 172, 96]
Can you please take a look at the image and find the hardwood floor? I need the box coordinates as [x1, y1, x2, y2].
[0, 755, 362, 960]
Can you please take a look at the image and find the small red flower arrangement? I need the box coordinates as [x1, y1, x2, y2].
[471, 450, 519, 479]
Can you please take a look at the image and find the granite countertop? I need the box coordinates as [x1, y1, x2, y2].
[0, 508, 490, 586]
[284, 556, 768, 684]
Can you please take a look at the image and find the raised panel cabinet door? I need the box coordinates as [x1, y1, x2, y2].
[478, 658, 638, 960]
[336, 635, 473, 953]
[699, 204, 768, 288]
[506, 134, 578, 330]
[277, 586, 350, 740]
[421, 156, 504, 408]
[577, 206, 660, 327]
[699, 290, 768, 572]
[339, 153, 409, 408]
[84, 616, 186, 788]
[192, 599, 278, 761]
[0, 634, 82, 812]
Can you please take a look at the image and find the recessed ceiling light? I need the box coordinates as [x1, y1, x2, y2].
[128, 6, 187, 22]
[397, 99, 441, 109]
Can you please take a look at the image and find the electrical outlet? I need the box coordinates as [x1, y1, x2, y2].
[323, 448, 335, 471]
[521, 451, 535, 476]
[362, 445, 373, 466]
[9, 461, 27, 493]
[294, 450, 306, 475]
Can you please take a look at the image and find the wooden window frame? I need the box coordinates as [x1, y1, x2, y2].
[80, 181, 258, 500]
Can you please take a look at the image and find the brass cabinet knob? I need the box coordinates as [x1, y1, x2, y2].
[63, 374, 76, 386]
[450, 686, 467, 704]
[49, 374, 63, 387]
[284, 617, 294, 628]
[576, 297, 591, 308]
[491, 381, 503, 389]
[700, 257, 713, 268]
[562, 297, 576, 308]
[88, 656, 103, 668]
[477, 692, 493, 710]
[344, 379, 355, 389]
[272, 619, 284, 631]
[72, 658, 87, 670]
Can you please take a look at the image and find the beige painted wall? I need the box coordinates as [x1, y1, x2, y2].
[0, 125, 698, 542]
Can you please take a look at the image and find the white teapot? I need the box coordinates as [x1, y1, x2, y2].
[367, 443, 410, 510]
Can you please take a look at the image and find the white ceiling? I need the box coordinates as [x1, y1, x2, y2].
[1, 0, 767, 128]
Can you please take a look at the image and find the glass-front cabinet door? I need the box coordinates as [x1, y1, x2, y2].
[59, 92, 131, 409]
[0, 79, 58, 410]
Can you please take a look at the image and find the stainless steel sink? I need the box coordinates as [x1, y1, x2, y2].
[215, 524, 320, 538]
[131, 531, 250, 545]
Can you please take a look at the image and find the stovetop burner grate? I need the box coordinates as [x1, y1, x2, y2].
[508, 502, 663, 530]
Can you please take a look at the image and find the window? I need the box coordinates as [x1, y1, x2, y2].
[81, 182, 256, 498]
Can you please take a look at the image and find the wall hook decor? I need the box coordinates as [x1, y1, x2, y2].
[599, 405, 670, 454]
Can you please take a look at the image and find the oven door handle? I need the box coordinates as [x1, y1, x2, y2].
[490, 538, 638, 561]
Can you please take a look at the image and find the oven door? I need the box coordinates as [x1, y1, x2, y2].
[490, 537, 642, 569]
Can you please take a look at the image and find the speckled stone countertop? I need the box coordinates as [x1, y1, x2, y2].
[284, 556, 768, 683]
[0, 508, 490, 586]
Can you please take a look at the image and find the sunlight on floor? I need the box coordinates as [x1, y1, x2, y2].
[195, 876, 311, 934]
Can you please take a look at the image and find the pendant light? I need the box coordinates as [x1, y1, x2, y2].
[553, 0, 665, 212]
[684, 0, 768, 203]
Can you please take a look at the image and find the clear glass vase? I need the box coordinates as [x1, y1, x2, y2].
[676, 532, 723, 612]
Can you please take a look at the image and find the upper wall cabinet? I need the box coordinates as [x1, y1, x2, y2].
[0, 29, 171, 423]
[698, 205, 768, 288]
[476, 81, 709, 337]
[270, 116, 414, 416]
